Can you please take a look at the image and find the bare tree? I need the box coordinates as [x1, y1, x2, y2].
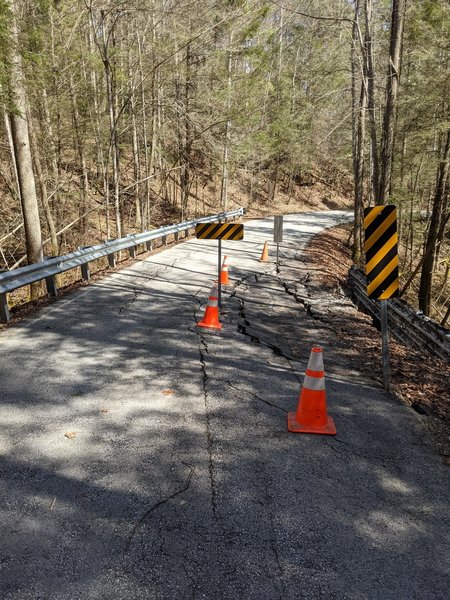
[418, 129, 450, 315]
[351, 0, 366, 264]
[378, 0, 407, 204]
[6, 0, 43, 281]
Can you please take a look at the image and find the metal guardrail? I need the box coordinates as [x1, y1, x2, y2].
[348, 265, 450, 362]
[0, 208, 245, 322]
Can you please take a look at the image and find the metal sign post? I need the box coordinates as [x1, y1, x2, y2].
[363, 205, 399, 392]
[218, 238, 222, 307]
[195, 222, 245, 310]
[380, 299, 390, 391]
[274, 215, 283, 272]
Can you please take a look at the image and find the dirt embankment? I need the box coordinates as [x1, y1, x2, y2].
[303, 224, 449, 458]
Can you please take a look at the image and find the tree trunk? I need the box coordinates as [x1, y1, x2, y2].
[181, 39, 193, 220]
[378, 0, 406, 204]
[3, 109, 20, 199]
[6, 0, 43, 285]
[28, 111, 58, 257]
[418, 129, 450, 315]
[364, 0, 380, 202]
[220, 34, 233, 213]
[138, 31, 152, 230]
[351, 1, 366, 264]
[69, 74, 90, 238]
[91, 8, 122, 239]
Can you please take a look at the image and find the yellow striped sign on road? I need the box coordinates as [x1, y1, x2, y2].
[364, 205, 399, 300]
[195, 222, 244, 240]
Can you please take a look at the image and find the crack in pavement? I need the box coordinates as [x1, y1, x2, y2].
[198, 335, 218, 516]
[117, 263, 174, 314]
[277, 275, 344, 337]
[118, 287, 139, 314]
[231, 277, 302, 385]
[325, 438, 403, 465]
[124, 463, 195, 551]
[227, 380, 287, 414]
[193, 298, 219, 518]
[182, 563, 197, 600]
[262, 477, 285, 600]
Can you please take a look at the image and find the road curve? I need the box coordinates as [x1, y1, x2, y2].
[0, 211, 448, 600]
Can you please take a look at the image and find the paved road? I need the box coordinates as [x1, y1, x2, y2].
[0, 212, 448, 600]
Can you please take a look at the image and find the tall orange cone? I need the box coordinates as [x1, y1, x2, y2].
[197, 284, 222, 330]
[287, 347, 336, 435]
[259, 241, 269, 262]
[220, 255, 230, 285]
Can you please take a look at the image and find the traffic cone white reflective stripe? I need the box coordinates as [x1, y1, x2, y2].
[197, 284, 222, 330]
[306, 347, 324, 373]
[287, 346, 336, 435]
[303, 347, 325, 389]
[208, 285, 219, 306]
[302, 374, 325, 391]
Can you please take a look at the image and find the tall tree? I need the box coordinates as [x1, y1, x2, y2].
[6, 0, 43, 274]
[351, 0, 366, 264]
[418, 129, 450, 315]
[378, 0, 407, 204]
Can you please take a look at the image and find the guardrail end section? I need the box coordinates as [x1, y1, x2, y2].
[0, 293, 10, 323]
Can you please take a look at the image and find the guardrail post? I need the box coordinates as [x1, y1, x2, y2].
[44, 257, 58, 297]
[45, 275, 58, 297]
[184, 228, 189, 239]
[0, 291, 10, 323]
[174, 231, 179, 242]
[108, 253, 116, 268]
[0, 209, 245, 323]
[81, 262, 90, 281]
[129, 245, 136, 258]
[78, 247, 91, 281]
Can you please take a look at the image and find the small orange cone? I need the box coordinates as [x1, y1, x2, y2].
[220, 255, 230, 285]
[287, 347, 336, 435]
[259, 241, 269, 262]
[197, 284, 222, 330]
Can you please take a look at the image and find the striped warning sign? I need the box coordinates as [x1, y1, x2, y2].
[195, 222, 244, 240]
[364, 205, 399, 300]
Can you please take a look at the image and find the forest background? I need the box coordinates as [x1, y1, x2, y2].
[0, 0, 448, 324]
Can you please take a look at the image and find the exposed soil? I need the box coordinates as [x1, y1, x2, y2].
[303, 224, 450, 458]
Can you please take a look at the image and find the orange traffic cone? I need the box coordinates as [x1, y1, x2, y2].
[259, 241, 269, 262]
[287, 347, 336, 435]
[197, 284, 222, 330]
[220, 255, 230, 285]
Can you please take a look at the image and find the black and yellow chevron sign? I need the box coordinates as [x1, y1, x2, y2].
[364, 205, 399, 300]
[195, 222, 244, 240]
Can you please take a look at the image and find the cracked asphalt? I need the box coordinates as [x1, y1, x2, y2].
[0, 212, 448, 600]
